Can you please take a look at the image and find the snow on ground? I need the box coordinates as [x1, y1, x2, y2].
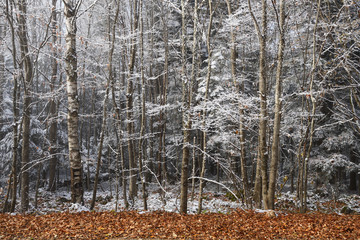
[84, 183, 244, 214]
[21, 182, 245, 215]
[3, 182, 360, 215]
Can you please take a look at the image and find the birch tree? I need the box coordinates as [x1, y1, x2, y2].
[63, 0, 84, 204]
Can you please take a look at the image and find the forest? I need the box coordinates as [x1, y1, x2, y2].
[0, 0, 360, 223]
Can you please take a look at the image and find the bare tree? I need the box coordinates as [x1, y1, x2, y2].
[17, 0, 34, 212]
[90, 0, 120, 210]
[126, 0, 139, 200]
[198, 0, 214, 214]
[248, 0, 269, 209]
[138, 0, 148, 211]
[268, 0, 286, 210]
[179, 0, 191, 214]
[63, 0, 84, 204]
[225, 0, 250, 205]
[48, 0, 59, 192]
[2, 0, 20, 213]
[298, 0, 321, 213]
[248, 0, 287, 210]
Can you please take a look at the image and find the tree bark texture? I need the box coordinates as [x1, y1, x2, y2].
[198, 0, 213, 214]
[268, 0, 286, 210]
[127, 0, 139, 200]
[248, 0, 269, 209]
[17, 0, 33, 213]
[64, 0, 84, 204]
[179, 0, 190, 214]
[138, 0, 148, 211]
[48, 0, 58, 192]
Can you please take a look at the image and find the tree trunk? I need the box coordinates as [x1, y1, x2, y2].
[0, 22, 4, 110]
[299, 0, 321, 213]
[138, 0, 148, 211]
[198, 0, 213, 214]
[248, 0, 269, 209]
[225, 0, 250, 205]
[253, 148, 262, 208]
[64, 0, 84, 204]
[48, 0, 58, 192]
[267, 0, 286, 210]
[34, 162, 43, 209]
[179, 0, 191, 214]
[158, 1, 170, 195]
[127, 0, 139, 200]
[2, 0, 20, 213]
[17, 0, 33, 213]
[111, 48, 128, 210]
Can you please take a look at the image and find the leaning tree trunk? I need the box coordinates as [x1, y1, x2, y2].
[90, 1, 120, 210]
[17, 0, 33, 213]
[64, 0, 83, 204]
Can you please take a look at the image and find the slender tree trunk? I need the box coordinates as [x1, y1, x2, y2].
[111, 49, 128, 210]
[159, 1, 169, 194]
[225, 0, 250, 205]
[179, 0, 191, 214]
[113, 100, 128, 209]
[127, 0, 139, 200]
[87, 88, 96, 190]
[267, 0, 286, 210]
[90, 1, 120, 210]
[248, 0, 269, 209]
[2, 0, 19, 213]
[34, 162, 43, 209]
[300, 0, 321, 213]
[64, 0, 84, 204]
[18, 0, 33, 213]
[48, 0, 58, 192]
[138, 0, 148, 211]
[198, 0, 213, 214]
[0, 22, 4, 110]
[191, 136, 196, 201]
[146, 5, 155, 184]
[253, 148, 262, 208]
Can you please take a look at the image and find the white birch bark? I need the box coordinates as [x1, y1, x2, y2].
[63, 0, 83, 204]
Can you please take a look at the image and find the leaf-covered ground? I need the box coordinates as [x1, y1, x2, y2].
[1, 210, 359, 239]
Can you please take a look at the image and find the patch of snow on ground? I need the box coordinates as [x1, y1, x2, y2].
[4, 182, 359, 215]
[69, 203, 90, 212]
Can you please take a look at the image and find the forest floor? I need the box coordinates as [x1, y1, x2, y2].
[0, 184, 360, 239]
[0, 209, 360, 239]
